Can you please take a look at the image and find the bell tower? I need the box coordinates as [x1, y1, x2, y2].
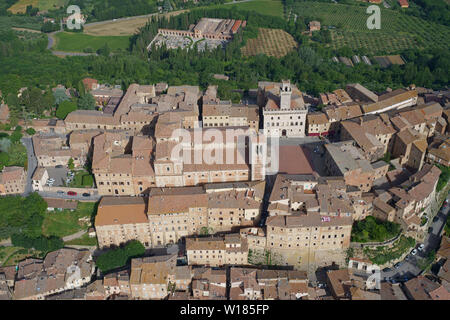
[280, 80, 292, 110]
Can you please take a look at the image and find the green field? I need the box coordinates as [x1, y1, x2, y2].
[65, 233, 98, 246]
[38, 0, 68, 11]
[42, 202, 96, 238]
[290, 2, 450, 54]
[214, 0, 284, 18]
[8, 0, 67, 13]
[54, 32, 130, 52]
[0, 16, 43, 31]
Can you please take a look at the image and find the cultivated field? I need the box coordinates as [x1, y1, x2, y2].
[54, 32, 130, 52]
[38, 0, 67, 11]
[84, 9, 188, 36]
[8, 0, 39, 14]
[217, 0, 284, 18]
[241, 28, 298, 58]
[291, 2, 450, 54]
[8, 0, 67, 13]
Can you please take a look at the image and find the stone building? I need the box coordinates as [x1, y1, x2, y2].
[306, 112, 331, 136]
[0, 166, 26, 195]
[259, 80, 308, 138]
[324, 141, 381, 192]
[33, 134, 84, 168]
[95, 197, 152, 248]
[186, 233, 248, 267]
[129, 254, 177, 300]
[265, 213, 353, 270]
[95, 182, 264, 248]
[340, 115, 396, 162]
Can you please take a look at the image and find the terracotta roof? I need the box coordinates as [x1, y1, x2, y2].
[307, 112, 328, 125]
[327, 269, 351, 298]
[95, 197, 148, 226]
[361, 89, 417, 114]
[437, 236, 450, 259]
[266, 212, 353, 228]
[404, 276, 440, 300]
[148, 188, 207, 215]
[186, 237, 226, 251]
[0, 166, 25, 183]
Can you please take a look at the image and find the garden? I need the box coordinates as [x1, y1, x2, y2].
[41, 201, 96, 238]
[363, 235, 416, 265]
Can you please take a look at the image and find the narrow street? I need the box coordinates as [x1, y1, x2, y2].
[382, 192, 450, 282]
[21, 137, 37, 196]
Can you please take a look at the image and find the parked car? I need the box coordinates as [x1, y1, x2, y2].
[382, 267, 391, 272]
[418, 244, 425, 251]
[67, 191, 77, 196]
[55, 165, 64, 168]
[82, 193, 90, 197]
[411, 249, 418, 256]
[57, 190, 64, 194]
[433, 216, 439, 222]
[394, 262, 402, 269]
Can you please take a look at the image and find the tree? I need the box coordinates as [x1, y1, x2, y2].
[77, 93, 96, 110]
[25, 128, 36, 136]
[97, 43, 111, 57]
[0, 152, 9, 170]
[53, 88, 70, 106]
[56, 100, 77, 119]
[68, 158, 75, 170]
[9, 130, 22, 144]
[95, 240, 145, 273]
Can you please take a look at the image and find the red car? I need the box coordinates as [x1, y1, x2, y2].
[67, 191, 77, 196]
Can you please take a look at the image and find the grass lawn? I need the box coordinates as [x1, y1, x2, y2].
[42, 202, 96, 238]
[214, 0, 284, 18]
[69, 169, 95, 188]
[54, 32, 131, 52]
[65, 233, 98, 246]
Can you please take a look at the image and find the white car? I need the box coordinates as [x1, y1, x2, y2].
[418, 244, 425, 251]
[411, 249, 418, 256]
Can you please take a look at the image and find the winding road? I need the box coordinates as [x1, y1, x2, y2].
[46, 0, 256, 55]
[382, 192, 450, 282]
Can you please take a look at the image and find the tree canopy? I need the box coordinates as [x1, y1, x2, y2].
[95, 240, 146, 273]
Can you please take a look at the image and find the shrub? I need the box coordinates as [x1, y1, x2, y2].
[25, 128, 36, 135]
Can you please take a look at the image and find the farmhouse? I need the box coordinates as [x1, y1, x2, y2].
[398, 0, 409, 8]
